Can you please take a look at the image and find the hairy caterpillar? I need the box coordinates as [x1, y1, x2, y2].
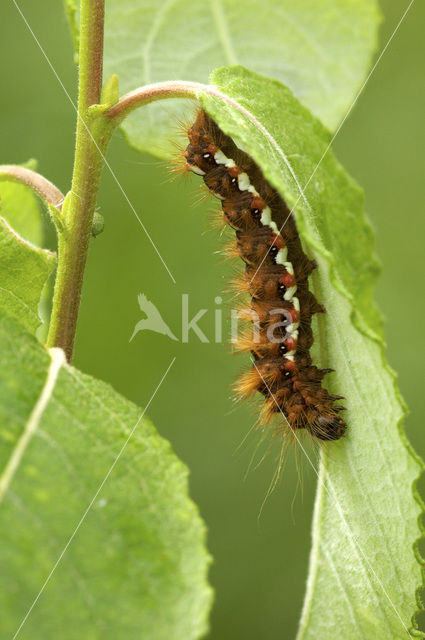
[183, 110, 346, 441]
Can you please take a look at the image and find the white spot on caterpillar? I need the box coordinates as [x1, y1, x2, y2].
[285, 354, 295, 361]
[292, 297, 300, 311]
[260, 207, 279, 234]
[214, 150, 235, 168]
[215, 148, 259, 193]
[237, 173, 249, 190]
[283, 262, 294, 276]
[187, 163, 205, 176]
[237, 172, 258, 195]
[275, 247, 288, 265]
[260, 206, 271, 224]
[284, 285, 297, 301]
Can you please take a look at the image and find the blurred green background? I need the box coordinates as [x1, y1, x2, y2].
[1, 1, 424, 638]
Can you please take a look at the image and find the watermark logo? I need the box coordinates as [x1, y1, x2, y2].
[129, 294, 178, 342]
[130, 292, 293, 345]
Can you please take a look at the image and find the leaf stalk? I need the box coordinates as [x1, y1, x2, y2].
[0, 165, 64, 210]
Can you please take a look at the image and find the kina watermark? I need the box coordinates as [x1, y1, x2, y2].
[130, 293, 294, 345]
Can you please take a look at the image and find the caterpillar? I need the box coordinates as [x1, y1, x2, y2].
[183, 109, 346, 442]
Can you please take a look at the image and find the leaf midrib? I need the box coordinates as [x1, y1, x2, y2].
[209, 0, 238, 66]
[0, 347, 66, 505]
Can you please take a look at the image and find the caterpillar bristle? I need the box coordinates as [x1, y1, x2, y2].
[205, 211, 228, 233]
[191, 185, 211, 207]
[171, 112, 197, 138]
[220, 242, 240, 262]
[167, 147, 188, 176]
[226, 274, 250, 297]
[260, 398, 279, 425]
[231, 330, 262, 353]
[234, 369, 262, 398]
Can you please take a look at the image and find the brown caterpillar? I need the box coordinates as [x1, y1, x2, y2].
[183, 110, 346, 441]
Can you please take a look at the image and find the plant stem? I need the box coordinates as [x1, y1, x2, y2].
[47, 0, 107, 362]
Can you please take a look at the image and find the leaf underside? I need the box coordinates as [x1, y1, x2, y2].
[0, 217, 56, 334]
[0, 310, 212, 639]
[0, 159, 43, 246]
[197, 66, 424, 639]
[65, 0, 380, 157]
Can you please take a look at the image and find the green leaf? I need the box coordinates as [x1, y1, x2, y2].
[0, 309, 212, 640]
[197, 66, 424, 638]
[65, 0, 380, 156]
[64, 0, 79, 63]
[0, 217, 56, 334]
[0, 159, 44, 246]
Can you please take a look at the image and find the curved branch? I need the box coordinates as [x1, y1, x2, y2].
[106, 80, 204, 121]
[106, 80, 259, 124]
[0, 165, 65, 210]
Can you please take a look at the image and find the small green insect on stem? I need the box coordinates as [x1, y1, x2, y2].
[47, 0, 112, 362]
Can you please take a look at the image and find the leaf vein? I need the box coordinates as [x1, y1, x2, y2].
[209, 0, 238, 65]
[142, 0, 181, 85]
[0, 347, 65, 505]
